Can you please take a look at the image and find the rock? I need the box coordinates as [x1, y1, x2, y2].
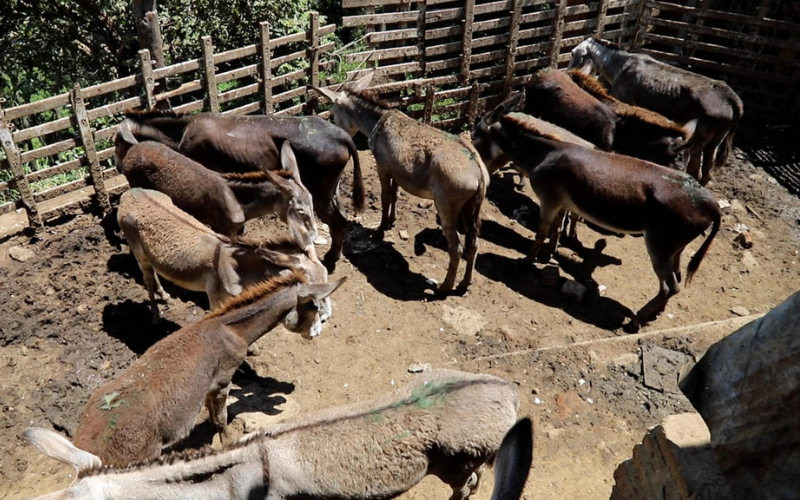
[732, 223, 749, 233]
[398, 230, 410, 241]
[741, 251, 758, 269]
[541, 265, 560, 286]
[734, 231, 753, 249]
[680, 292, 800, 498]
[610, 413, 733, 500]
[407, 363, 431, 373]
[730, 306, 750, 317]
[8, 246, 35, 263]
[642, 345, 692, 394]
[561, 279, 587, 301]
[717, 199, 731, 209]
[729, 199, 745, 212]
[441, 305, 485, 337]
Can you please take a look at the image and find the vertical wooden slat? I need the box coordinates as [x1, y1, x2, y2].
[143, 11, 169, 108]
[70, 84, 110, 213]
[504, 0, 522, 97]
[549, 0, 567, 68]
[460, 0, 476, 82]
[306, 12, 320, 115]
[201, 36, 219, 113]
[423, 84, 435, 125]
[0, 105, 42, 229]
[632, 0, 652, 49]
[467, 84, 481, 128]
[138, 49, 157, 110]
[417, 0, 427, 77]
[595, 0, 610, 38]
[259, 22, 273, 115]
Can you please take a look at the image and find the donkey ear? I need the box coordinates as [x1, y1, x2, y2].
[680, 119, 698, 140]
[23, 428, 102, 472]
[259, 248, 302, 268]
[117, 120, 139, 145]
[298, 276, 347, 303]
[312, 85, 344, 104]
[490, 418, 533, 500]
[279, 141, 305, 182]
[484, 93, 522, 125]
[347, 71, 375, 93]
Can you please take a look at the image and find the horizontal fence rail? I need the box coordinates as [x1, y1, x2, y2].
[1, 1, 798, 235]
[0, 14, 334, 230]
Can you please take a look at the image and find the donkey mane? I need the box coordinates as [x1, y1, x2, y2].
[124, 109, 185, 121]
[349, 89, 393, 111]
[567, 70, 686, 136]
[206, 271, 307, 318]
[594, 37, 624, 50]
[229, 234, 311, 258]
[502, 114, 567, 143]
[221, 170, 294, 183]
[79, 376, 508, 478]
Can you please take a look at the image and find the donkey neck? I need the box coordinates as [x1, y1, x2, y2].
[494, 123, 561, 172]
[226, 178, 283, 219]
[349, 94, 387, 136]
[209, 283, 299, 346]
[588, 40, 633, 85]
[82, 444, 265, 499]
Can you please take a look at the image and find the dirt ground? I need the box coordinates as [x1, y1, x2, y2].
[1, 141, 799, 500]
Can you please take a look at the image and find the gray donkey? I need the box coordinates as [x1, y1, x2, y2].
[117, 188, 331, 323]
[118, 137, 318, 243]
[24, 369, 528, 500]
[314, 73, 489, 296]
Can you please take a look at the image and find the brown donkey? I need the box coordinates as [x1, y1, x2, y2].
[24, 369, 524, 500]
[471, 95, 721, 333]
[39, 271, 344, 467]
[117, 188, 331, 324]
[314, 73, 489, 295]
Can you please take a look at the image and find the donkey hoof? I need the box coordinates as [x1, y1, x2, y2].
[622, 320, 641, 334]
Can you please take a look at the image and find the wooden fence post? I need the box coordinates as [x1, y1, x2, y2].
[467, 84, 481, 128]
[595, 0, 610, 38]
[70, 84, 110, 214]
[504, 0, 522, 97]
[460, 0, 476, 83]
[417, 0, 427, 76]
[0, 104, 42, 229]
[423, 84, 435, 125]
[201, 36, 220, 113]
[632, 0, 652, 49]
[306, 12, 320, 115]
[259, 21, 273, 115]
[138, 49, 157, 110]
[549, 0, 568, 68]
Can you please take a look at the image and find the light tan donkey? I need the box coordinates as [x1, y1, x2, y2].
[24, 369, 524, 500]
[117, 188, 332, 323]
[25, 271, 344, 469]
[314, 73, 489, 296]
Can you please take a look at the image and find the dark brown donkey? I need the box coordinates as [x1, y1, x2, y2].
[471, 95, 721, 333]
[115, 111, 365, 272]
[569, 37, 743, 185]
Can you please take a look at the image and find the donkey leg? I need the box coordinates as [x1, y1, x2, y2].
[626, 240, 683, 333]
[685, 140, 705, 183]
[455, 216, 479, 295]
[446, 465, 485, 500]
[435, 205, 462, 295]
[699, 129, 728, 186]
[205, 383, 233, 444]
[376, 167, 394, 237]
[138, 260, 163, 323]
[318, 199, 347, 273]
[524, 205, 563, 263]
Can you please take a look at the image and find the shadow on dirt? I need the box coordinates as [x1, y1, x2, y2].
[475, 252, 632, 330]
[344, 224, 434, 301]
[102, 301, 183, 355]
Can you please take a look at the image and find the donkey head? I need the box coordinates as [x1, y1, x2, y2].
[114, 119, 139, 173]
[568, 37, 597, 72]
[312, 72, 375, 137]
[471, 93, 523, 166]
[266, 142, 318, 245]
[635, 119, 696, 171]
[284, 277, 347, 339]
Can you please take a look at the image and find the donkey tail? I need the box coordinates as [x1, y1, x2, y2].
[345, 135, 366, 213]
[459, 146, 490, 238]
[685, 207, 721, 286]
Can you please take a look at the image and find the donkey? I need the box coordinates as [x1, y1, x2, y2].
[566, 69, 695, 170]
[117, 188, 331, 323]
[26, 270, 344, 468]
[23, 369, 524, 500]
[471, 94, 721, 333]
[116, 111, 365, 272]
[568, 37, 743, 185]
[119, 140, 316, 242]
[313, 73, 489, 296]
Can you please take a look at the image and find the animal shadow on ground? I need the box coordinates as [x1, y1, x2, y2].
[166, 366, 296, 452]
[344, 223, 435, 301]
[106, 253, 211, 312]
[102, 301, 182, 355]
[475, 252, 632, 330]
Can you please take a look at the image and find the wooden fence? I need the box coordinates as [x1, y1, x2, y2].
[1, 1, 798, 235]
[0, 14, 335, 231]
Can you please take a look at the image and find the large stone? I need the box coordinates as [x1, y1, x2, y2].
[680, 292, 800, 499]
[8, 246, 35, 263]
[441, 305, 485, 337]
